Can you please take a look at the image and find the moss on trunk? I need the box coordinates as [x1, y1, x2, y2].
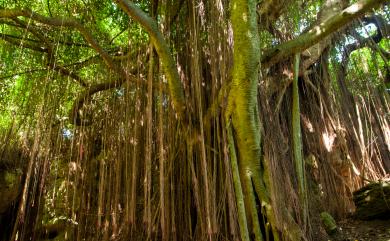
[227, 1, 277, 240]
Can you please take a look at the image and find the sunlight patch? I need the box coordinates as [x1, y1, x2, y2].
[322, 132, 336, 152]
[242, 13, 247, 22]
[345, 3, 361, 14]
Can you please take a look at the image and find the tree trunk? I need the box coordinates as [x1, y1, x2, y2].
[227, 1, 275, 240]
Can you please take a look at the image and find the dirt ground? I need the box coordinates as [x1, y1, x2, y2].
[331, 218, 390, 241]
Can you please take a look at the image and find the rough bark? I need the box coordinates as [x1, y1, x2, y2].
[227, 0, 270, 240]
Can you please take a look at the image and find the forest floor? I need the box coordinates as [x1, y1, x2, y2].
[332, 218, 390, 241]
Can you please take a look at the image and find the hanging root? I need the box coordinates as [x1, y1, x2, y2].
[227, 123, 250, 241]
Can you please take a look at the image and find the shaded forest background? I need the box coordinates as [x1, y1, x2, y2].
[0, 0, 389, 240]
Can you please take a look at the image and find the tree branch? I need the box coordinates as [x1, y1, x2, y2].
[69, 70, 137, 126]
[0, 33, 48, 52]
[261, 0, 387, 67]
[0, 8, 141, 124]
[11, 18, 89, 87]
[0, 8, 123, 76]
[341, 18, 386, 70]
[257, 0, 294, 34]
[113, 0, 186, 119]
[0, 68, 47, 80]
[0, 33, 91, 48]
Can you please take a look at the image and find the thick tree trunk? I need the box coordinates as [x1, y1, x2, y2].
[227, 1, 276, 240]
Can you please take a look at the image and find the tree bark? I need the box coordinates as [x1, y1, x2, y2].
[227, 0, 268, 240]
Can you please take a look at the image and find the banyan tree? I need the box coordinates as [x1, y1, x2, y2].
[0, 0, 389, 240]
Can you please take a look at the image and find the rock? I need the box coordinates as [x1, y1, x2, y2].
[0, 168, 23, 213]
[353, 179, 390, 220]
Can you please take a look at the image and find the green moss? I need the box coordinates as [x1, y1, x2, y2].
[228, 1, 265, 241]
[4, 171, 18, 187]
[320, 211, 337, 234]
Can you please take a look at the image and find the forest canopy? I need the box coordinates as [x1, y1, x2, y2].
[0, 0, 389, 241]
